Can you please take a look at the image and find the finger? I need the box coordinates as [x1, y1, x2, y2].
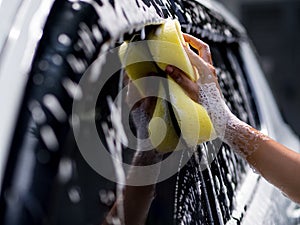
[183, 47, 220, 87]
[165, 65, 199, 102]
[183, 33, 213, 64]
[183, 33, 210, 57]
[184, 46, 213, 77]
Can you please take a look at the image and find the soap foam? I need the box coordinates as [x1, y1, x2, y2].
[198, 82, 231, 139]
[198, 82, 270, 159]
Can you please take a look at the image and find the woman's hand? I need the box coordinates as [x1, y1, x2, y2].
[165, 33, 233, 139]
[165, 33, 220, 103]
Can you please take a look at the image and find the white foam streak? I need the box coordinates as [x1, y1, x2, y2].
[43, 94, 67, 122]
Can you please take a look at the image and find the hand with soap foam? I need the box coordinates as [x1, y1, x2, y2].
[165, 33, 233, 140]
[166, 33, 255, 148]
[119, 19, 216, 152]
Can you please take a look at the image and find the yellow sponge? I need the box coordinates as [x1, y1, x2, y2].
[148, 83, 182, 152]
[119, 40, 157, 96]
[119, 19, 215, 152]
[147, 19, 198, 81]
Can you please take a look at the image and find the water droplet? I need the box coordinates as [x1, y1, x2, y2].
[204, 23, 212, 30]
[196, 181, 201, 195]
[140, 27, 146, 40]
[58, 33, 71, 46]
[58, 158, 73, 183]
[78, 23, 96, 58]
[72, 2, 81, 10]
[36, 149, 50, 164]
[224, 29, 232, 37]
[40, 125, 59, 151]
[199, 10, 205, 20]
[43, 94, 67, 122]
[33, 73, 44, 85]
[67, 54, 87, 74]
[52, 54, 63, 65]
[214, 176, 220, 193]
[250, 164, 259, 174]
[155, 27, 162, 36]
[68, 186, 81, 203]
[92, 24, 103, 42]
[99, 189, 115, 205]
[28, 101, 46, 124]
[62, 78, 83, 100]
[227, 173, 232, 182]
[38, 60, 49, 71]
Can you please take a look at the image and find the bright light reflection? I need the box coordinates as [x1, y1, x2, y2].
[9, 27, 20, 40]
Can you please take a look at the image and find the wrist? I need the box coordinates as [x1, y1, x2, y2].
[198, 82, 234, 139]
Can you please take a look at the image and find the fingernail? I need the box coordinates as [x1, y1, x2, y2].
[165, 66, 173, 73]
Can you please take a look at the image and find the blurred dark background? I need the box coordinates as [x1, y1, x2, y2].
[216, 0, 300, 136]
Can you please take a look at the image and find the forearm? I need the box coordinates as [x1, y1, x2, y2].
[247, 137, 300, 203]
[223, 116, 270, 159]
[199, 82, 300, 203]
[224, 116, 300, 203]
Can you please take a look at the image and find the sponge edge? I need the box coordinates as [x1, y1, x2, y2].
[167, 76, 214, 145]
[147, 19, 197, 81]
[148, 78, 214, 152]
[118, 41, 157, 96]
[148, 84, 183, 152]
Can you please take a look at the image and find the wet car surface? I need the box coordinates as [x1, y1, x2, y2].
[0, 0, 299, 224]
